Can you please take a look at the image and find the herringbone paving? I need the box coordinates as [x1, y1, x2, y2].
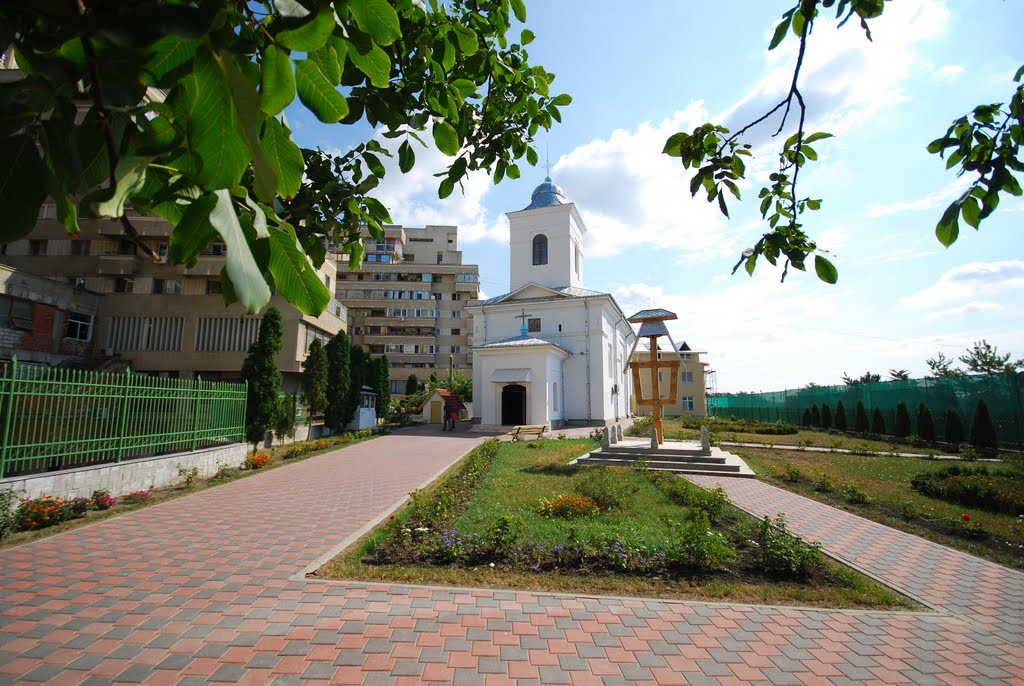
[0, 427, 1021, 685]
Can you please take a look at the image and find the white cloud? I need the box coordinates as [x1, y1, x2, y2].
[922, 302, 1003, 321]
[902, 260, 1024, 309]
[866, 180, 966, 218]
[934, 64, 965, 80]
[873, 247, 937, 263]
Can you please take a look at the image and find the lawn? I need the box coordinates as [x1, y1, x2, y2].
[737, 447, 1024, 570]
[320, 438, 914, 609]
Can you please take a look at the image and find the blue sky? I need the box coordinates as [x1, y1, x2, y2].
[291, 0, 1023, 393]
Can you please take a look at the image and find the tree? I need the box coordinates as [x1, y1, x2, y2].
[324, 330, 351, 432]
[888, 369, 910, 381]
[833, 400, 847, 431]
[0, 1, 569, 315]
[944, 407, 965, 445]
[809, 404, 821, 428]
[348, 344, 368, 425]
[870, 407, 886, 435]
[441, 370, 473, 404]
[926, 351, 964, 379]
[663, 1, 1023, 284]
[405, 374, 420, 396]
[820, 403, 831, 430]
[301, 339, 329, 419]
[273, 394, 296, 445]
[916, 403, 936, 443]
[968, 398, 998, 452]
[959, 340, 1024, 375]
[842, 371, 881, 386]
[374, 355, 392, 418]
[241, 307, 283, 451]
[854, 401, 869, 433]
[801, 408, 812, 427]
[893, 402, 910, 438]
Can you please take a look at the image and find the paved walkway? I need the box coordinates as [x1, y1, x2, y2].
[0, 428, 1020, 685]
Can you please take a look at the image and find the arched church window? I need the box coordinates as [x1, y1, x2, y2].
[532, 234, 548, 265]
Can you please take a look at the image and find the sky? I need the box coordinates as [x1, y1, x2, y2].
[290, 0, 1024, 394]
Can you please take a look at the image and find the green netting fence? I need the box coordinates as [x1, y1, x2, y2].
[709, 372, 1024, 447]
[0, 359, 247, 479]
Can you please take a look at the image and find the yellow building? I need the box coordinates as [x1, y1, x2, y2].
[629, 341, 709, 417]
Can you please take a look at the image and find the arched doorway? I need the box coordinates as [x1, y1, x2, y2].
[501, 384, 526, 425]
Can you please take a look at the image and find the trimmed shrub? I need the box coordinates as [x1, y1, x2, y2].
[834, 400, 847, 431]
[538, 493, 599, 519]
[854, 401, 869, 433]
[809, 404, 821, 428]
[871, 407, 886, 435]
[820, 403, 832, 430]
[893, 402, 911, 438]
[758, 514, 822, 579]
[968, 398, 998, 452]
[917, 403, 936, 443]
[912, 465, 1023, 515]
[945, 407, 965, 444]
[15, 496, 74, 530]
[674, 509, 736, 571]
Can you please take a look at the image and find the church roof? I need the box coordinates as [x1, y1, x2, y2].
[471, 284, 608, 307]
[523, 177, 567, 210]
[476, 334, 569, 354]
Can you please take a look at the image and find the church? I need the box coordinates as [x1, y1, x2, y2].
[467, 178, 636, 427]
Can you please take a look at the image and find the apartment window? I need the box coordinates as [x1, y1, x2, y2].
[682, 396, 695, 412]
[450, 345, 461, 354]
[68, 277, 86, 289]
[451, 293, 461, 301]
[527, 318, 541, 332]
[324, 275, 331, 289]
[152, 279, 164, 294]
[681, 371, 694, 383]
[452, 310, 461, 319]
[0, 296, 34, 330]
[680, 353, 692, 360]
[404, 253, 415, 262]
[206, 279, 222, 295]
[456, 273, 478, 283]
[451, 328, 460, 335]
[118, 239, 136, 255]
[532, 234, 548, 265]
[70, 240, 90, 256]
[165, 280, 182, 294]
[65, 312, 93, 341]
[114, 277, 134, 293]
[436, 251, 443, 264]
[157, 243, 168, 262]
[28, 239, 47, 256]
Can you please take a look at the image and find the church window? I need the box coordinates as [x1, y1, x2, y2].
[575, 244, 581, 276]
[553, 382, 558, 412]
[532, 234, 548, 265]
[528, 318, 541, 332]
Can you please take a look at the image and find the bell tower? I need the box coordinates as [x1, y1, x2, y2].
[506, 177, 586, 292]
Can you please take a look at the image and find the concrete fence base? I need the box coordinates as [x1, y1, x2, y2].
[0, 443, 248, 501]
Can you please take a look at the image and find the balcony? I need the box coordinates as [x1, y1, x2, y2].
[455, 281, 479, 294]
[97, 253, 143, 275]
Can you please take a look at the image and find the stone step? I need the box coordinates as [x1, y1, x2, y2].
[594, 450, 725, 465]
[577, 455, 742, 474]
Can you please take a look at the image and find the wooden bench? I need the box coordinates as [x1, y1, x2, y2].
[510, 424, 548, 441]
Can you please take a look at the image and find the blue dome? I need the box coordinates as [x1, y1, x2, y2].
[524, 177, 567, 210]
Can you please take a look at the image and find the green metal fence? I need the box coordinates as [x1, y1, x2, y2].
[709, 372, 1024, 447]
[0, 359, 247, 479]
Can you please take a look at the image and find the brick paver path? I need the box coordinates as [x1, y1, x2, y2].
[1, 429, 1021, 685]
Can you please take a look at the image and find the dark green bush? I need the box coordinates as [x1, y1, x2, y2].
[854, 401, 869, 433]
[833, 401, 847, 431]
[673, 509, 736, 571]
[871, 407, 887, 435]
[809, 405, 821, 428]
[0, 490, 15, 540]
[820, 403, 832, 430]
[968, 398, 998, 452]
[912, 465, 1023, 515]
[917, 403, 936, 443]
[758, 514, 822, 579]
[801, 408, 812, 427]
[893, 402, 911, 438]
[575, 467, 638, 511]
[944, 407, 965, 444]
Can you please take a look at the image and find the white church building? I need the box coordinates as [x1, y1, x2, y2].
[467, 178, 636, 427]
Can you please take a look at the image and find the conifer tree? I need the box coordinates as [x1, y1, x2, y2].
[968, 398, 998, 452]
[893, 401, 911, 437]
[347, 345, 367, 426]
[854, 401, 869, 433]
[301, 339, 329, 420]
[820, 403, 832, 430]
[324, 330, 351, 432]
[405, 374, 420, 396]
[834, 400, 848, 431]
[809, 404, 821, 428]
[375, 355, 392, 418]
[241, 307, 283, 451]
[945, 407, 966, 445]
[273, 395, 295, 445]
[802, 408, 812, 427]
[917, 403, 936, 443]
[871, 407, 886, 435]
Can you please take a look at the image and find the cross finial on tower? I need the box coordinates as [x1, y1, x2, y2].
[515, 307, 532, 336]
[544, 142, 553, 177]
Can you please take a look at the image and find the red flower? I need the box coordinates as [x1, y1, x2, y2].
[389, 515, 396, 520]
[961, 513, 971, 522]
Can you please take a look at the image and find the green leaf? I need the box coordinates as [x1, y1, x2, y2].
[526, 146, 538, 166]
[93, 156, 151, 217]
[398, 139, 415, 173]
[510, 0, 527, 23]
[209, 189, 271, 313]
[663, 132, 687, 157]
[452, 25, 479, 55]
[451, 78, 477, 98]
[363, 151, 386, 177]
[142, 35, 197, 86]
[935, 202, 960, 247]
[348, 0, 401, 45]
[169, 194, 218, 267]
[277, 7, 336, 52]
[181, 48, 249, 189]
[311, 44, 341, 85]
[259, 116, 304, 199]
[960, 195, 981, 229]
[220, 52, 277, 203]
[267, 222, 331, 315]
[260, 44, 296, 115]
[550, 93, 572, 107]
[363, 196, 392, 223]
[814, 255, 838, 284]
[438, 177, 455, 198]
[804, 132, 833, 144]
[521, 29, 535, 45]
[432, 121, 460, 156]
[769, 14, 792, 50]
[295, 58, 350, 122]
[348, 32, 391, 87]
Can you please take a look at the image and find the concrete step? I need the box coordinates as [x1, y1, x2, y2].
[577, 455, 742, 474]
[594, 449, 725, 465]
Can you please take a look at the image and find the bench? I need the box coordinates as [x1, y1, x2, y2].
[511, 424, 548, 441]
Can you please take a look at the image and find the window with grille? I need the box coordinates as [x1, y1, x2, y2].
[528, 318, 541, 332]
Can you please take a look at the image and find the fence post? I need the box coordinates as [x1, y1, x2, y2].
[190, 375, 202, 452]
[115, 368, 132, 463]
[0, 357, 17, 479]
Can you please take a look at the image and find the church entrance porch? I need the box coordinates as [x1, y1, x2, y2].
[501, 384, 527, 425]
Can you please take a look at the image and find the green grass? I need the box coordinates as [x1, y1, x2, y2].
[739, 447, 1024, 569]
[322, 439, 915, 609]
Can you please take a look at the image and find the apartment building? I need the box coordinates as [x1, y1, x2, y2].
[1, 206, 345, 391]
[335, 225, 479, 395]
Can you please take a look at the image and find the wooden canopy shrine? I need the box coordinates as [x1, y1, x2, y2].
[626, 309, 681, 445]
